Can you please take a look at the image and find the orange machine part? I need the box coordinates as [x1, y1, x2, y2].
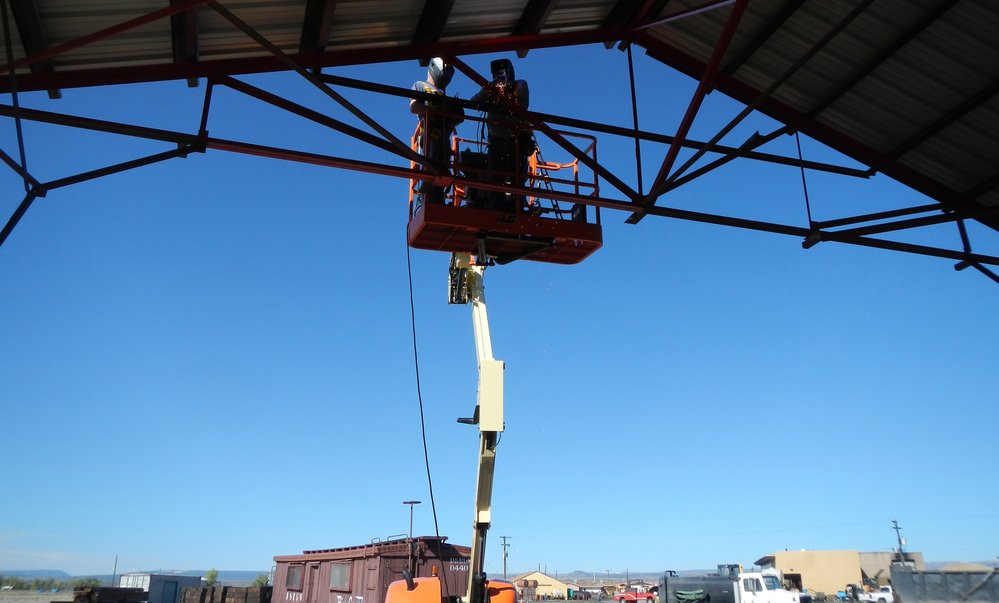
[384, 576, 517, 603]
[487, 580, 517, 603]
[407, 202, 602, 265]
[385, 577, 443, 603]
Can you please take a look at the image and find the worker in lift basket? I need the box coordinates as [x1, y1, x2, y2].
[410, 57, 465, 205]
[470, 58, 533, 213]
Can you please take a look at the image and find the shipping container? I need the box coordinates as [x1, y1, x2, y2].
[118, 574, 204, 603]
[891, 566, 999, 603]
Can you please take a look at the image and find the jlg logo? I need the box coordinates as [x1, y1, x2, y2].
[495, 215, 517, 224]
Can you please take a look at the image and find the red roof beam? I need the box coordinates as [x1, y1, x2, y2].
[0, 0, 212, 75]
[0, 29, 619, 93]
[513, 0, 558, 57]
[299, 0, 339, 54]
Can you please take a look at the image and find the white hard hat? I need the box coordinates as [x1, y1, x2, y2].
[428, 57, 454, 88]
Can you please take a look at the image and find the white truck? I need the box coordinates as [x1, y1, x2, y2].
[858, 586, 894, 603]
[663, 569, 811, 603]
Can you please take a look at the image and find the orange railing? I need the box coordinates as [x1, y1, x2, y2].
[409, 115, 600, 223]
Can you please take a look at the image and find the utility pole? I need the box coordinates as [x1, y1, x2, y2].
[403, 500, 421, 573]
[403, 500, 422, 540]
[892, 519, 905, 563]
[501, 536, 511, 579]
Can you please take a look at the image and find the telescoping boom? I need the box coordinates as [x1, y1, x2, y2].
[384, 251, 515, 603]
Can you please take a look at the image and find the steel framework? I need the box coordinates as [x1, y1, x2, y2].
[1, 0, 997, 282]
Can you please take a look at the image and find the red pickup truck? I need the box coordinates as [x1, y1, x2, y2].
[614, 590, 656, 603]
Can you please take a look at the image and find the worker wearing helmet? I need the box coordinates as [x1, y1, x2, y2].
[470, 58, 532, 212]
[411, 57, 464, 205]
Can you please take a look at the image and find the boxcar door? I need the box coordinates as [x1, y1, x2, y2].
[305, 563, 322, 603]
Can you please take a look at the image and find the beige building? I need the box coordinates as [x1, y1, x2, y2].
[757, 550, 863, 596]
[756, 550, 925, 596]
[514, 571, 570, 600]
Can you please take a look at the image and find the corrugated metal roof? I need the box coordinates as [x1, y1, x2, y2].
[637, 0, 999, 225]
[2, 0, 997, 234]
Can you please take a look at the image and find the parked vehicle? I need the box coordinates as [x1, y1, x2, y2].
[843, 585, 864, 602]
[857, 586, 894, 603]
[662, 570, 810, 603]
[614, 590, 656, 603]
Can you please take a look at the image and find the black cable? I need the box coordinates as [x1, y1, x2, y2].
[404, 228, 450, 597]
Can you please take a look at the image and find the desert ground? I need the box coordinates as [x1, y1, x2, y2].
[0, 592, 74, 603]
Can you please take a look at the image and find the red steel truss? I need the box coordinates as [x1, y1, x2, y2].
[1, 0, 997, 282]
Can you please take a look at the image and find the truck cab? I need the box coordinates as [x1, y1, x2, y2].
[663, 570, 809, 603]
[738, 572, 808, 603]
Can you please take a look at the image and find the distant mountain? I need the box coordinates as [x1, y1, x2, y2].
[924, 561, 996, 571]
[1, 569, 269, 586]
[80, 570, 269, 586]
[0, 570, 71, 579]
[512, 569, 729, 583]
[516, 570, 673, 582]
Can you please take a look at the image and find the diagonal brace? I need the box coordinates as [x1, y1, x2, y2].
[217, 76, 405, 157]
[206, 0, 434, 173]
[0, 147, 42, 190]
[655, 0, 873, 197]
[627, 0, 748, 223]
[825, 205, 999, 239]
[0, 190, 38, 248]
[659, 125, 792, 193]
[39, 144, 204, 194]
[0, 145, 203, 249]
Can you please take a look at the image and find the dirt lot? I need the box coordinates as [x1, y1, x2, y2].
[0, 592, 74, 603]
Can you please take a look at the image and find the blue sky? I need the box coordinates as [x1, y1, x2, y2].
[1, 44, 997, 578]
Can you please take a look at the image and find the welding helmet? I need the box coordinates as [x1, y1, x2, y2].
[428, 57, 454, 88]
[490, 58, 515, 83]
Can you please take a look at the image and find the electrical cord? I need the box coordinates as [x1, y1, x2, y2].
[404, 229, 451, 597]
